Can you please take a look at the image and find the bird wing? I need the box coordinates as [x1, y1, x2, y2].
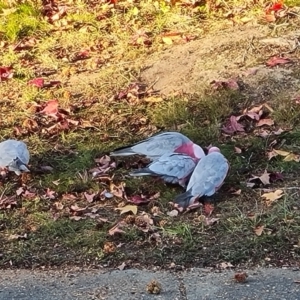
[131, 132, 191, 159]
[15, 141, 30, 164]
[110, 132, 189, 158]
[148, 153, 196, 179]
[0, 140, 29, 167]
[187, 152, 229, 197]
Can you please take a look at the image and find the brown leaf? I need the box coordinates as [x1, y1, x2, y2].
[70, 204, 87, 212]
[103, 241, 116, 254]
[8, 233, 27, 241]
[54, 202, 64, 210]
[254, 225, 264, 236]
[234, 147, 242, 154]
[231, 189, 242, 195]
[267, 150, 278, 160]
[257, 118, 274, 127]
[109, 221, 126, 235]
[84, 192, 96, 203]
[249, 170, 271, 186]
[234, 272, 248, 283]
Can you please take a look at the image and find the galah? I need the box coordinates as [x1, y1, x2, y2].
[129, 152, 197, 187]
[0, 140, 30, 175]
[110, 132, 205, 160]
[173, 147, 229, 211]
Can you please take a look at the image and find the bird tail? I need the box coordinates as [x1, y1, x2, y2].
[110, 145, 135, 156]
[173, 190, 194, 209]
[129, 168, 154, 177]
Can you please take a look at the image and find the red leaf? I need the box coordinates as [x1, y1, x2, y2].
[203, 203, 214, 216]
[28, 77, 44, 88]
[266, 56, 291, 67]
[40, 99, 59, 115]
[267, 2, 284, 12]
[0, 66, 13, 81]
[128, 195, 151, 205]
[222, 115, 245, 134]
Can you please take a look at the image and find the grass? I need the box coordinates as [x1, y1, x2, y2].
[1, 0, 300, 269]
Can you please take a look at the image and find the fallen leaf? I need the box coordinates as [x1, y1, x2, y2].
[266, 56, 292, 67]
[269, 172, 284, 182]
[203, 203, 214, 216]
[219, 262, 234, 269]
[103, 241, 116, 254]
[28, 77, 44, 88]
[284, 153, 300, 162]
[117, 262, 127, 270]
[70, 204, 87, 212]
[0, 66, 13, 81]
[54, 202, 64, 210]
[267, 150, 278, 160]
[204, 217, 219, 226]
[40, 99, 59, 115]
[128, 194, 151, 205]
[115, 205, 138, 215]
[167, 209, 178, 217]
[249, 170, 271, 186]
[109, 221, 126, 235]
[234, 147, 242, 154]
[8, 233, 27, 241]
[254, 225, 264, 236]
[234, 272, 248, 283]
[257, 118, 274, 127]
[231, 189, 242, 195]
[222, 115, 245, 134]
[262, 189, 284, 206]
[273, 149, 290, 156]
[84, 192, 96, 203]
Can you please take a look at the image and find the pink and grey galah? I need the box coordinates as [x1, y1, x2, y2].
[173, 147, 229, 211]
[129, 152, 197, 187]
[110, 132, 205, 160]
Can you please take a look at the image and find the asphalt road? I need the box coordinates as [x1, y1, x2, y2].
[0, 267, 300, 299]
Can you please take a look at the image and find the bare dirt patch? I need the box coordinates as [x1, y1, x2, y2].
[139, 25, 300, 97]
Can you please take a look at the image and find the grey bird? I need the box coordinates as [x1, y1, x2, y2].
[110, 132, 205, 160]
[129, 152, 197, 187]
[173, 147, 229, 211]
[0, 140, 30, 175]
